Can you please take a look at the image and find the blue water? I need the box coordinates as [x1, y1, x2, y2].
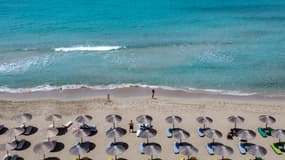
[0, 0, 285, 94]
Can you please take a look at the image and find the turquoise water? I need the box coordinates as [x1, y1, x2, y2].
[0, 0, 285, 94]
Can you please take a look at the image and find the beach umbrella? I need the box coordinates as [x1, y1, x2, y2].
[227, 115, 245, 129]
[75, 114, 92, 125]
[33, 141, 55, 160]
[5, 127, 25, 140]
[106, 127, 127, 143]
[165, 115, 182, 129]
[73, 129, 91, 143]
[214, 145, 234, 160]
[237, 129, 256, 142]
[196, 116, 213, 129]
[140, 128, 157, 143]
[259, 115, 276, 128]
[172, 128, 190, 143]
[14, 113, 32, 127]
[43, 128, 59, 141]
[204, 129, 222, 144]
[143, 143, 162, 160]
[106, 114, 122, 128]
[247, 145, 267, 159]
[272, 129, 285, 144]
[69, 143, 88, 160]
[0, 141, 17, 156]
[106, 143, 127, 160]
[178, 142, 198, 160]
[45, 114, 62, 128]
[136, 115, 153, 124]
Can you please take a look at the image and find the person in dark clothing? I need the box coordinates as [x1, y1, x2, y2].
[152, 89, 155, 99]
[128, 120, 134, 133]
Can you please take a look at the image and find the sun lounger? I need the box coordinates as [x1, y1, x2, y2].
[63, 121, 73, 128]
[258, 128, 267, 137]
[271, 143, 282, 155]
[166, 128, 172, 138]
[107, 157, 113, 160]
[136, 128, 143, 137]
[16, 140, 25, 150]
[10, 155, 19, 160]
[140, 142, 145, 154]
[88, 124, 97, 132]
[205, 143, 214, 155]
[197, 128, 205, 137]
[23, 126, 33, 135]
[173, 142, 179, 154]
[238, 142, 246, 154]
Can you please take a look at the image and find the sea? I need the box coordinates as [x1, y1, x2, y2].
[0, 0, 285, 96]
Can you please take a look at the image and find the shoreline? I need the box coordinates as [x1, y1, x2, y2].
[0, 85, 284, 101]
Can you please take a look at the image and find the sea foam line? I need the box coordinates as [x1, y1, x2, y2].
[0, 83, 257, 96]
[54, 45, 124, 52]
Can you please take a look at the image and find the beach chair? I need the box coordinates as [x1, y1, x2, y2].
[238, 142, 246, 154]
[140, 142, 145, 154]
[205, 143, 214, 155]
[271, 143, 282, 155]
[16, 140, 26, 150]
[257, 128, 267, 137]
[23, 126, 33, 135]
[166, 128, 172, 138]
[179, 157, 185, 160]
[136, 128, 143, 137]
[63, 121, 73, 129]
[197, 128, 205, 137]
[173, 142, 179, 154]
[107, 157, 113, 160]
[88, 124, 97, 132]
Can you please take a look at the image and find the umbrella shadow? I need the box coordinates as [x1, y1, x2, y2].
[51, 141, 65, 152]
[0, 127, 8, 135]
[56, 127, 68, 136]
[15, 139, 31, 151]
[45, 157, 60, 160]
[22, 125, 38, 136]
[113, 142, 129, 150]
[82, 141, 96, 152]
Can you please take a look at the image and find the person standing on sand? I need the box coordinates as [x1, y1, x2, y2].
[152, 89, 155, 99]
[128, 120, 134, 133]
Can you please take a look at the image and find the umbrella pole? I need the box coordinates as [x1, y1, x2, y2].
[81, 137, 83, 143]
[113, 122, 115, 129]
[173, 122, 175, 129]
[234, 121, 237, 129]
[53, 120, 55, 128]
[188, 155, 190, 160]
[6, 150, 9, 156]
[203, 123, 206, 129]
[43, 153, 45, 160]
[147, 137, 149, 144]
[115, 155, 117, 160]
[151, 155, 153, 160]
[265, 122, 268, 129]
[78, 154, 80, 160]
[14, 136, 17, 141]
[114, 137, 116, 143]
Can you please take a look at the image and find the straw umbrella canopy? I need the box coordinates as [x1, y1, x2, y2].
[0, 141, 17, 156]
[227, 115, 245, 129]
[204, 129, 222, 144]
[5, 127, 25, 140]
[272, 129, 285, 144]
[43, 128, 59, 141]
[214, 145, 234, 160]
[143, 143, 162, 160]
[172, 128, 190, 143]
[165, 115, 182, 129]
[196, 116, 213, 129]
[140, 128, 157, 143]
[105, 114, 122, 128]
[259, 115, 276, 129]
[69, 144, 88, 160]
[73, 129, 91, 143]
[75, 114, 92, 125]
[106, 143, 127, 160]
[178, 142, 198, 160]
[45, 114, 62, 128]
[237, 129, 256, 142]
[33, 141, 55, 160]
[14, 113, 32, 127]
[136, 115, 153, 124]
[106, 127, 127, 143]
[247, 145, 267, 159]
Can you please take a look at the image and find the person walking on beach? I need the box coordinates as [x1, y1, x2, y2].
[128, 120, 134, 133]
[152, 89, 155, 99]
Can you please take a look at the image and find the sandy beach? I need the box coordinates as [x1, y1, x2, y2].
[0, 88, 284, 160]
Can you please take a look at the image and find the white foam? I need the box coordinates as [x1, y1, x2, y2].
[0, 83, 257, 96]
[54, 45, 124, 52]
